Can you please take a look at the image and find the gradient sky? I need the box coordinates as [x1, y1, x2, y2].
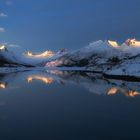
[0, 0, 140, 52]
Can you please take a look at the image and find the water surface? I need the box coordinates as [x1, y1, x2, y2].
[0, 70, 140, 140]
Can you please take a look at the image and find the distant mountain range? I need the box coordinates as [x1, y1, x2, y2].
[0, 39, 140, 77]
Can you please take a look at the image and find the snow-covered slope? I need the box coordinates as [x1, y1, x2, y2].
[45, 40, 121, 67]
[0, 45, 66, 66]
[0, 46, 24, 66]
[1, 39, 140, 77]
[45, 39, 139, 66]
[45, 39, 140, 77]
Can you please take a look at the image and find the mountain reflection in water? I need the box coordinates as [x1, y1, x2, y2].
[0, 82, 6, 89]
[107, 87, 140, 97]
[27, 75, 54, 84]
[0, 70, 140, 97]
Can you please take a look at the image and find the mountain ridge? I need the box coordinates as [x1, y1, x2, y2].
[0, 39, 140, 77]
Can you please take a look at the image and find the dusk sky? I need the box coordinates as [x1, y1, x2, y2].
[0, 0, 140, 52]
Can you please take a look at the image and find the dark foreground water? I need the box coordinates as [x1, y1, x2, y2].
[0, 70, 140, 140]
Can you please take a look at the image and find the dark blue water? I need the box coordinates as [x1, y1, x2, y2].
[0, 71, 140, 140]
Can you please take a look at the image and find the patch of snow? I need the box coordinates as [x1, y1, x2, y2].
[106, 63, 140, 77]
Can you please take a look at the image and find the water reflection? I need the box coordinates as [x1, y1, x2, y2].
[0, 70, 140, 97]
[27, 75, 54, 84]
[0, 82, 6, 89]
[107, 87, 140, 97]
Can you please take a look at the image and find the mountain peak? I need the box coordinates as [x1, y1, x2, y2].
[0, 44, 7, 52]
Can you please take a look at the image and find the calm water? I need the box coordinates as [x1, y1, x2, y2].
[0, 70, 140, 140]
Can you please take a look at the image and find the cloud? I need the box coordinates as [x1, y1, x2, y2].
[3, 42, 21, 48]
[0, 27, 5, 32]
[5, 1, 13, 6]
[0, 13, 8, 18]
[8, 44, 20, 48]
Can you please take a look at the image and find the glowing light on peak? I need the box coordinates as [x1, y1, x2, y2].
[0, 45, 5, 50]
[25, 51, 54, 58]
[125, 39, 140, 47]
[0, 83, 6, 89]
[107, 40, 119, 48]
[26, 51, 32, 56]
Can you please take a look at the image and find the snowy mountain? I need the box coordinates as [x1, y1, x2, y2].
[46, 40, 126, 68]
[0, 45, 25, 66]
[1, 39, 140, 77]
[0, 45, 65, 67]
[45, 39, 140, 77]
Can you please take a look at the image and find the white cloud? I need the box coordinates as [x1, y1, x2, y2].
[0, 13, 8, 18]
[0, 27, 5, 32]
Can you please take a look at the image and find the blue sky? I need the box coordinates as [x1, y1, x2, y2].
[0, 0, 140, 52]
